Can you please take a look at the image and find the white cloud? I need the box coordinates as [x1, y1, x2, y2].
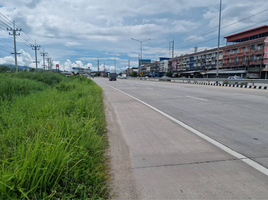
[1, 0, 267, 69]
[184, 35, 205, 42]
[65, 42, 82, 46]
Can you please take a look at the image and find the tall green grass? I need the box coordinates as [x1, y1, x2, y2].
[0, 73, 109, 199]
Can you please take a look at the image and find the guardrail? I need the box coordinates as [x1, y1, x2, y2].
[127, 77, 268, 86]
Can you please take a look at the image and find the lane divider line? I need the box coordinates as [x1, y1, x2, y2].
[185, 95, 208, 102]
[101, 82, 268, 176]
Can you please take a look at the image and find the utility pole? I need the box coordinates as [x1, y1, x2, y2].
[97, 59, 99, 73]
[216, 0, 222, 78]
[169, 38, 174, 58]
[103, 62, 106, 72]
[40, 49, 48, 71]
[46, 57, 51, 71]
[31, 40, 41, 69]
[128, 60, 130, 76]
[172, 38, 174, 59]
[7, 21, 21, 72]
[50, 59, 53, 71]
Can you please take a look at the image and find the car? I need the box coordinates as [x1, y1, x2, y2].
[159, 75, 171, 81]
[227, 76, 246, 85]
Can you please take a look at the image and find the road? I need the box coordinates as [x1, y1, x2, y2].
[95, 77, 268, 199]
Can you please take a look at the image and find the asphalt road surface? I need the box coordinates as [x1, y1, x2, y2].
[95, 77, 268, 199]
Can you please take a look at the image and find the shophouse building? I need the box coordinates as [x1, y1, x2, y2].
[223, 25, 268, 79]
[169, 25, 268, 79]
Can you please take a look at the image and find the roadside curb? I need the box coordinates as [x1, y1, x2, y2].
[182, 82, 268, 90]
[135, 78, 268, 90]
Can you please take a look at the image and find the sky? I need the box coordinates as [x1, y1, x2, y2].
[0, 0, 268, 72]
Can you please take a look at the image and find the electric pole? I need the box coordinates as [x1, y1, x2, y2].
[46, 57, 51, 71]
[40, 49, 48, 70]
[169, 38, 175, 58]
[104, 62, 106, 72]
[7, 21, 21, 72]
[216, 0, 222, 78]
[31, 40, 41, 69]
[128, 60, 130, 76]
[97, 59, 99, 72]
[172, 38, 174, 59]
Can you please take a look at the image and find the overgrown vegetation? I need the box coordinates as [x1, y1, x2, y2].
[165, 71, 172, 77]
[131, 71, 137, 77]
[0, 72, 109, 199]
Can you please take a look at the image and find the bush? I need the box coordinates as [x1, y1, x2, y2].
[12, 71, 64, 86]
[0, 66, 10, 73]
[131, 71, 137, 77]
[0, 74, 47, 102]
[166, 71, 172, 77]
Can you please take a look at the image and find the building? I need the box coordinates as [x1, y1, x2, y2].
[169, 25, 268, 79]
[223, 25, 268, 79]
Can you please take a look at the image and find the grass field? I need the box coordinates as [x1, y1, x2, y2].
[0, 72, 110, 199]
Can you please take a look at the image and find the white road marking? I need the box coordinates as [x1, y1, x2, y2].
[185, 95, 208, 101]
[101, 82, 268, 177]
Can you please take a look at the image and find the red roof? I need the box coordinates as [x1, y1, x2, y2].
[224, 25, 268, 39]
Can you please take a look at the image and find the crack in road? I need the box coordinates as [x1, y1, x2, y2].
[131, 158, 241, 170]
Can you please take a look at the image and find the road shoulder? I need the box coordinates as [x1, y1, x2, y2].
[104, 94, 142, 200]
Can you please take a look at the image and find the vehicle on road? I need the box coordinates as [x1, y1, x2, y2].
[109, 73, 117, 81]
[159, 75, 171, 81]
[227, 76, 247, 85]
[122, 74, 127, 79]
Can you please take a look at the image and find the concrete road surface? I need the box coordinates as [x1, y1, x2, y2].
[95, 78, 268, 199]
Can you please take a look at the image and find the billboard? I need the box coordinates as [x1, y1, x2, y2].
[172, 60, 177, 71]
[160, 57, 171, 61]
[139, 59, 151, 65]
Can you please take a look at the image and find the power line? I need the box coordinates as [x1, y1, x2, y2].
[0, 46, 11, 53]
[18, 35, 34, 46]
[0, 40, 14, 50]
[185, 8, 268, 43]
[179, 18, 268, 50]
[0, 18, 12, 28]
[17, 37, 32, 48]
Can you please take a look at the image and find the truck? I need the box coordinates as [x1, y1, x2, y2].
[109, 73, 117, 81]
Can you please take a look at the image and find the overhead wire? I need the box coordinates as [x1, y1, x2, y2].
[184, 8, 268, 43]
[16, 37, 32, 48]
[0, 46, 11, 53]
[0, 39, 14, 50]
[178, 18, 268, 51]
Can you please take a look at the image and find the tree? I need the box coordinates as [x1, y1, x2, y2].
[166, 71, 172, 77]
[0, 66, 10, 73]
[30, 68, 35, 72]
[131, 71, 137, 77]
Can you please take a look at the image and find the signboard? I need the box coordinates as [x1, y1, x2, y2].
[160, 57, 171, 61]
[56, 64, 59, 68]
[139, 59, 151, 65]
[172, 60, 177, 71]
[247, 73, 259, 79]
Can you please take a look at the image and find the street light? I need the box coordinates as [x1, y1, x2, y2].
[131, 38, 151, 76]
[108, 52, 120, 73]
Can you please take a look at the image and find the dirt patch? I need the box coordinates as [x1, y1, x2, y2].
[104, 94, 142, 200]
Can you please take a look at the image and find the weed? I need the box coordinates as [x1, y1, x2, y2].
[0, 72, 109, 199]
